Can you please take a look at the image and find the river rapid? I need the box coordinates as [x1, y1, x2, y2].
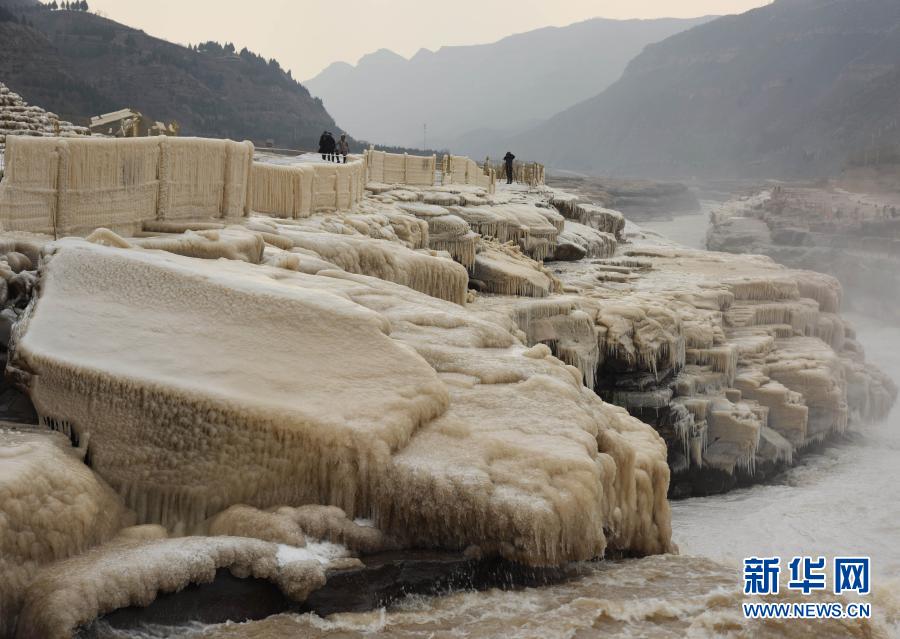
[85, 213, 900, 639]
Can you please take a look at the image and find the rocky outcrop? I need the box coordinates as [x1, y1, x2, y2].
[547, 176, 700, 218]
[707, 180, 900, 323]
[536, 230, 895, 495]
[0, 81, 88, 152]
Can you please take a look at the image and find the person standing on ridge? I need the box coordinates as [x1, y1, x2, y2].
[319, 131, 328, 160]
[326, 132, 338, 162]
[504, 151, 516, 184]
[338, 133, 350, 163]
[318, 131, 334, 161]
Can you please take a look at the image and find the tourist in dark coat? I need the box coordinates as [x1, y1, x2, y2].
[504, 151, 515, 184]
[319, 131, 336, 161]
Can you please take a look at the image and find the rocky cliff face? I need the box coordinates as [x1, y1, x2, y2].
[516, 0, 900, 178]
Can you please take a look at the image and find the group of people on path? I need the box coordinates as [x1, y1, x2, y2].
[318, 131, 350, 163]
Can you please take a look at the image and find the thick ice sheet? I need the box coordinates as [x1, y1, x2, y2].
[17, 241, 448, 529]
[14, 240, 672, 566]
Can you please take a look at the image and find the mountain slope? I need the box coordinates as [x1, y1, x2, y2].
[304, 16, 715, 152]
[0, 4, 339, 149]
[515, 0, 900, 178]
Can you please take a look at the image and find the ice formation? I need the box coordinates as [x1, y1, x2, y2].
[276, 227, 468, 304]
[202, 504, 393, 554]
[15, 536, 330, 639]
[0, 136, 895, 635]
[11, 238, 672, 567]
[15, 240, 447, 525]
[395, 203, 478, 268]
[551, 221, 618, 261]
[445, 155, 495, 191]
[0, 427, 132, 637]
[364, 151, 496, 192]
[0, 137, 64, 235]
[550, 193, 625, 240]
[251, 157, 366, 217]
[474, 296, 601, 390]
[91, 228, 266, 264]
[366, 150, 436, 187]
[479, 203, 560, 261]
[546, 233, 895, 485]
[471, 240, 561, 298]
[707, 183, 900, 322]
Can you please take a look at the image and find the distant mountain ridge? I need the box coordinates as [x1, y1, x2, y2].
[514, 0, 900, 178]
[0, 1, 340, 149]
[304, 16, 715, 153]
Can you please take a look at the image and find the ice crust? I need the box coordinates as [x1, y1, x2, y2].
[15, 536, 329, 639]
[13, 237, 673, 569]
[0, 428, 131, 637]
[1, 161, 895, 636]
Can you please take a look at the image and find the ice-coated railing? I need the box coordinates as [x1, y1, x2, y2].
[0, 136, 544, 236]
[250, 155, 366, 219]
[365, 149, 500, 192]
[0, 136, 370, 234]
[493, 159, 545, 187]
[0, 135, 253, 237]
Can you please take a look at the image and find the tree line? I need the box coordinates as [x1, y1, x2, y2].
[41, 1, 91, 10]
[0, 0, 90, 24]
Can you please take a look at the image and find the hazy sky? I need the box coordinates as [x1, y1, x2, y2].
[87, 0, 771, 81]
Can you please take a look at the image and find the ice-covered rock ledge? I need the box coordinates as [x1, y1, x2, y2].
[536, 190, 895, 495]
[11, 236, 671, 564]
[707, 183, 900, 323]
[0, 201, 673, 633]
[0, 177, 894, 636]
